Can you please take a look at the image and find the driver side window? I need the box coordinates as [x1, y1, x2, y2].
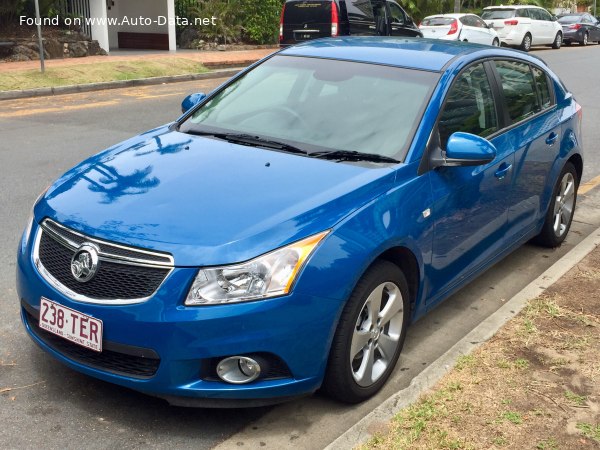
[387, 1, 405, 24]
[438, 63, 498, 149]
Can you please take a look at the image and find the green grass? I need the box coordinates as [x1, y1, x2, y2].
[0, 58, 208, 91]
[564, 390, 587, 406]
[499, 411, 523, 425]
[576, 423, 600, 442]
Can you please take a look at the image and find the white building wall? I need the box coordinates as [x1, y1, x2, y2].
[89, 0, 109, 52]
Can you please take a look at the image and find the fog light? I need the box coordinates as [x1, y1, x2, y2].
[216, 356, 261, 384]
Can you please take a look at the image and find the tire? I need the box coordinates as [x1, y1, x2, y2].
[492, 38, 500, 46]
[520, 33, 532, 51]
[322, 260, 410, 403]
[533, 162, 578, 248]
[580, 32, 588, 46]
[552, 32, 562, 49]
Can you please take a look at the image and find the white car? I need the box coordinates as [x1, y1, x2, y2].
[481, 5, 563, 51]
[419, 13, 500, 46]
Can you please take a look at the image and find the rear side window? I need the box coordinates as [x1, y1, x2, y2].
[347, 0, 375, 21]
[516, 9, 530, 18]
[495, 60, 539, 123]
[532, 67, 553, 110]
[438, 63, 498, 148]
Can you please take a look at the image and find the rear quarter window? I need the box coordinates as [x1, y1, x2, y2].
[532, 67, 554, 110]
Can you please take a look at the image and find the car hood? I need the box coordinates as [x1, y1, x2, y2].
[37, 126, 397, 266]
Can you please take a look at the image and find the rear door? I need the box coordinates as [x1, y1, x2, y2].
[461, 15, 491, 44]
[346, 0, 378, 35]
[282, 0, 332, 44]
[491, 60, 560, 240]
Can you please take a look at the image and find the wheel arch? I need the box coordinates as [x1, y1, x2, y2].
[374, 246, 420, 313]
[568, 153, 583, 185]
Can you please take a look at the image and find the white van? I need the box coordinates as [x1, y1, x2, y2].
[481, 5, 563, 51]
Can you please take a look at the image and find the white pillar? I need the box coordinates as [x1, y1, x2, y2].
[167, 0, 176, 51]
[89, 0, 109, 52]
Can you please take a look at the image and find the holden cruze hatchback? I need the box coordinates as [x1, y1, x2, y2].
[17, 37, 583, 407]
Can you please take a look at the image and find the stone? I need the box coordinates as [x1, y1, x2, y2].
[69, 41, 88, 57]
[179, 27, 200, 49]
[12, 45, 38, 60]
[217, 44, 226, 51]
[44, 39, 63, 59]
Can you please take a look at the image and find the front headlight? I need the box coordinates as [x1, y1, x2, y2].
[185, 231, 329, 306]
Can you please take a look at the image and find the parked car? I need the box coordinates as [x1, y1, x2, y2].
[558, 12, 600, 45]
[279, 0, 421, 46]
[481, 5, 563, 51]
[419, 13, 499, 46]
[17, 37, 583, 406]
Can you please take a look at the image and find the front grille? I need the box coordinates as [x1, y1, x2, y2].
[35, 219, 173, 303]
[43, 220, 172, 264]
[24, 308, 160, 379]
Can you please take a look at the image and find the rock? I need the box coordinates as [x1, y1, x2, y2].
[87, 40, 106, 56]
[7, 53, 31, 62]
[12, 45, 38, 60]
[217, 44, 226, 51]
[69, 41, 87, 57]
[179, 27, 200, 49]
[44, 39, 63, 59]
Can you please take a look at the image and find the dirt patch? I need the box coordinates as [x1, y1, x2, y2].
[363, 246, 600, 449]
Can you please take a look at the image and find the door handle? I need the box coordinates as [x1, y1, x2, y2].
[545, 132, 558, 146]
[495, 163, 512, 180]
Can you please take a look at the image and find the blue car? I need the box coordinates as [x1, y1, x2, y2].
[17, 37, 583, 406]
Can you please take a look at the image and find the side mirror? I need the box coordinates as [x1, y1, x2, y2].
[181, 92, 207, 114]
[434, 132, 497, 168]
[551, 15, 558, 21]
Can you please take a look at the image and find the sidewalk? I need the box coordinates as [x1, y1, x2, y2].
[0, 48, 277, 72]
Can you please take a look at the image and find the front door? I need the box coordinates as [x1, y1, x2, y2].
[427, 62, 514, 303]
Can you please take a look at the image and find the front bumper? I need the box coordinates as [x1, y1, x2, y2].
[16, 223, 342, 405]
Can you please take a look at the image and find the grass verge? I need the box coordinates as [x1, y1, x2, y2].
[0, 58, 208, 91]
[362, 247, 600, 449]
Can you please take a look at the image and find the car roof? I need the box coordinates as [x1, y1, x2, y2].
[423, 13, 473, 19]
[279, 36, 527, 72]
[483, 5, 543, 9]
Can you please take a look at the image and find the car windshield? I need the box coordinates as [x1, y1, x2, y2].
[421, 17, 455, 26]
[180, 55, 438, 161]
[481, 9, 515, 20]
[558, 15, 582, 23]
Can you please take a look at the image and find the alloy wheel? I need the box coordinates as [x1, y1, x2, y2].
[553, 172, 575, 237]
[350, 282, 404, 387]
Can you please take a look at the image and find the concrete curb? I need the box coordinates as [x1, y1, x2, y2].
[0, 67, 244, 101]
[326, 225, 600, 449]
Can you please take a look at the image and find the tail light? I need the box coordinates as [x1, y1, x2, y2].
[331, 1, 339, 36]
[279, 3, 285, 41]
[504, 19, 519, 26]
[447, 19, 458, 35]
[569, 24, 582, 30]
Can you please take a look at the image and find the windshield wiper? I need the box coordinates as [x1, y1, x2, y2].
[310, 150, 400, 164]
[187, 130, 309, 156]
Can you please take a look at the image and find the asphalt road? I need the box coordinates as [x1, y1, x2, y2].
[1, 45, 600, 450]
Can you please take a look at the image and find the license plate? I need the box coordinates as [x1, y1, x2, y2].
[39, 297, 103, 352]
